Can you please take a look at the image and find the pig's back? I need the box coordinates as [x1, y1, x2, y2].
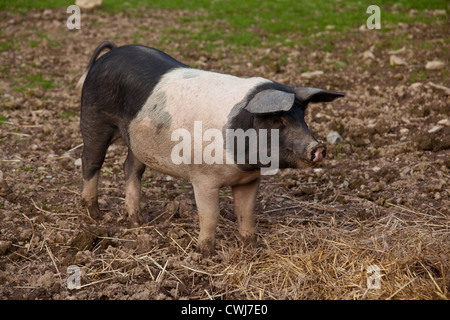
[136, 68, 271, 130]
[82, 45, 189, 122]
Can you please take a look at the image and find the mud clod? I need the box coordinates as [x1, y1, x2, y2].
[70, 226, 108, 252]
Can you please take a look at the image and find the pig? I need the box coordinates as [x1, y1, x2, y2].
[78, 41, 345, 256]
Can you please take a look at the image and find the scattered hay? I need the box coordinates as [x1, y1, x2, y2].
[32, 196, 445, 300]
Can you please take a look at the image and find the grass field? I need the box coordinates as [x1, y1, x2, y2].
[1, 0, 448, 50]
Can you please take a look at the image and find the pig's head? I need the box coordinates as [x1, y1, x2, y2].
[226, 85, 345, 172]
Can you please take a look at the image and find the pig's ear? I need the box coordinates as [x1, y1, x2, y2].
[245, 89, 296, 114]
[294, 87, 345, 104]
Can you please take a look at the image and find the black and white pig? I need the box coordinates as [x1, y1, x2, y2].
[77, 41, 345, 256]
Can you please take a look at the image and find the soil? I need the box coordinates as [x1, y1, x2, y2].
[0, 8, 449, 300]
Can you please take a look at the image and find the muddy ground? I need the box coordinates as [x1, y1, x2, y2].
[0, 8, 449, 299]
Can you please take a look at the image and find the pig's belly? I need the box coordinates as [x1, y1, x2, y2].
[128, 117, 191, 180]
[136, 149, 190, 180]
[127, 107, 263, 186]
[128, 119, 261, 186]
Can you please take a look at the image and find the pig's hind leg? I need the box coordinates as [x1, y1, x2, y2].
[123, 149, 146, 226]
[80, 122, 117, 220]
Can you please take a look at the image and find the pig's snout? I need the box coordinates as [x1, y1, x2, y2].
[311, 144, 326, 163]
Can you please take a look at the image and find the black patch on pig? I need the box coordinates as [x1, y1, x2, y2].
[81, 45, 188, 146]
[81, 45, 188, 180]
[224, 83, 293, 171]
[225, 82, 319, 171]
[226, 106, 308, 171]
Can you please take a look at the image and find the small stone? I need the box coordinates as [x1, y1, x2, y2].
[401, 166, 411, 177]
[394, 85, 406, 98]
[74, 158, 82, 167]
[435, 127, 450, 151]
[432, 10, 447, 16]
[397, 23, 408, 30]
[400, 128, 409, 135]
[409, 82, 423, 92]
[428, 82, 450, 95]
[402, 117, 411, 124]
[362, 50, 375, 60]
[0, 241, 12, 256]
[42, 9, 52, 17]
[300, 70, 324, 79]
[414, 134, 434, 151]
[284, 178, 296, 189]
[425, 60, 445, 70]
[409, 9, 418, 17]
[42, 124, 53, 135]
[75, 0, 102, 10]
[326, 131, 343, 145]
[371, 183, 383, 192]
[388, 46, 406, 55]
[428, 125, 443, 133]
[390, 55, 407, 66]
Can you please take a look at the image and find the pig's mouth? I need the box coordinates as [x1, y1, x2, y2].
[290, 143, 327, 168]
[284, 142, 326, 169]
[291, 157, 314, 169]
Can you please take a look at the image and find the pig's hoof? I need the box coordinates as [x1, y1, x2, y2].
[127, 210, 144, 227]
[196, 239, 215, 258]
[130, 216, 144, 227]
[81, 200, 101, 220]
[241, 234, 257, 248]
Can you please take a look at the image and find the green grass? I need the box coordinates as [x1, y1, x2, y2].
[0, 114, 7, 126]
[13, 74, 56, 93]
[410, 70, 428, 82]
[0, 38, 19, 51]
[0, 0, 447, 50]
[25, 74, 55, 89]
[59, 111, 77, 119]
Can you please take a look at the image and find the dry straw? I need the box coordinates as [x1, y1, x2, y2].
[56, 193, 448, 300]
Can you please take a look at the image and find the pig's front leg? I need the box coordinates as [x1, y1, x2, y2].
[192, 179, 220, 257]
[81, 171, 101, 219]
[232, 178, 260, 247]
